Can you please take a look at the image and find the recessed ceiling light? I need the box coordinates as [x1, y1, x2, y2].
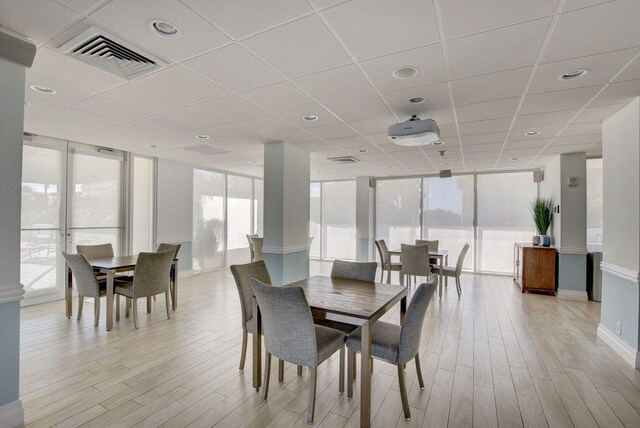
[303, 114, 319, 121]
[146, 144, 158, 148]
[525, 131, 541, 136]
[392, 67, 418, 79]
[195, 134, 210, 140]
[385, 166, 393, 169]
[432, 140, 445, 146]
[30, 85, 56, 94]
[510, 157, 521, 161]
[24, 101, 31, 106]
[559, 69, 588, 80]
[149, 20, 182, 39]
[358, 149, 368, 153]
[443, 162, 451, 165]
[409, 97, 424, 103]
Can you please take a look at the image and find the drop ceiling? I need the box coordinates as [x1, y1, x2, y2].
[3, 0, 640, 180]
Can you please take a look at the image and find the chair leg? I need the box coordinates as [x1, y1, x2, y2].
[116, 294, 120, 322]
[278, 359, 284, 383]
[125, 298, 130, 318]
[239, 330, 248, 371]
[386, 268, 391, 284]
[165, 291, 171, 319]
[445, 276, 448, 288]
[262, 352, 271, 401]
[351, 350, 356, 381]
[379, 268, 384, 284]
[339, 346, 345, 394]
[415, 354, 425, 389]
[77, 295, 84, 320]
[397, 365, 411, 420]
[297, 365, 303, 376]
[456, 276, 462, 297]
[132, 297, 139, 329]
[94, 297, 100, 328]
[347, 350, 354, 398]
[307, 367, 317, 424]
[147, 296, 152, 314]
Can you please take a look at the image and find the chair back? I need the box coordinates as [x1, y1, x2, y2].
[62, 252, 101, 298]
[251, 237, 264, 261]
[230, 261, 271, 330]
[131, 250, 174, 298]
[247, 234, 258, 261]
[375, 239, 391, 267]
[157, 243, 181, 260]
[251, 279, 318, 367]
[76, 243, 114, 259]
[400, 244, 431, 276]
[398, 279, 437, 363]
[455, 244, 470, 276]
[415, 239, 439, 251]
[331, 260, 377, 282]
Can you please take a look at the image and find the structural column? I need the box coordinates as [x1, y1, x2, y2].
[355, 177, 375, 262]
[262, 142, 310, 285]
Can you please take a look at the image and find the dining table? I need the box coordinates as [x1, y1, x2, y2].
[389, 248, 448, 298]
[252, 275, 407, 428]
[65, 255, 178, 331]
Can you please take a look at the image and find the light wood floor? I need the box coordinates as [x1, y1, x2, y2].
[19, 261, 640, 427]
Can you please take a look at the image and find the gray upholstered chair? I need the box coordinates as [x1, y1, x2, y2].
[251, 279, 346, 424]
[114, 250, 174, 329]
[250, 237, 264, 261]
[156, 242, 180, 306]
[415, 239, 438, 250]
[76, 243, 114, 259]
[246, 234, 258, 261]
[230, 260, 272, 372]
[432, 243, 470, 297]
[62, 252, 106, 327]
[375, 239, 401, 284]
[330, 260, 377, 283]
[400, 244, 431, 286]
[346, 279, 437, 420]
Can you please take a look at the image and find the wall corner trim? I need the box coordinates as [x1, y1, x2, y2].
[597, 323, 640, 369]
[262, 244, 310, 255]
[600, 262, 640, 285]
[556, 289, 588, 301]
[0, 400, 24, 428]
[557, 247, 588, 255]
[0, 284, 25, 304]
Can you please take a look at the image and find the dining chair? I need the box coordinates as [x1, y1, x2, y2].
[251, 279, 346, 424]
[154, 243, 181, 309]
[432, 243, 470, 297]
[230, 260, 272, 372]
[375, 239, 401, 284]
[62, 252, 106, 327]
[346, 279, 437, 420]
[415, 239, 439, 266]
[114, 250, 174, 329]
[246, 234, 258, 262]
[251, 237, 264, 261]
[400, 244, 431, 286]
[331, 260, 378, 283]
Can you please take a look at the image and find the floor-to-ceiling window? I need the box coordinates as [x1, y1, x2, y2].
[227, 174, 253, 265]
[192, 169, 226, 271]
[310, 182, 321, 258]
[254, 179, 263, 237]
[322, 181, 356, 260]
[131, 156, 154, 254]
[376, 178, 421, 252]
[586, 158, 603, 246]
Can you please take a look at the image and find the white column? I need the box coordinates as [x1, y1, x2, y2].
[262, 142, 310, 285]
[355, 177, 375, 262]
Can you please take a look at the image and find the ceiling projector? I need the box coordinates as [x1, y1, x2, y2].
[388, 115, 440, 146]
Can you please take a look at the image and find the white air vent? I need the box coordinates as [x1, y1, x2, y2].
[327, 156, 360, 164]
[58, 26, 168, 80]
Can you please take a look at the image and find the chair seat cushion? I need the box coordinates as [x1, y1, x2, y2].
[315, 325, 347, 365]
[346, 321, 401, 364]
[432, 266, 456, 276]
[114, 282, 134, 298]
[388, 263, 402, 271]
[314, 318, 358, 334]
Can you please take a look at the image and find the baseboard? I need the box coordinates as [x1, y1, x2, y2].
[597, 323, 640, 369]
[557, 289, 588, 301]
[0, 400, 24, 428]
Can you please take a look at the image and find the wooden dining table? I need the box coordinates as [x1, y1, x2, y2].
[65, 255, 178, 331]
[389, 248, 448, 298]
[252, 275, 407, 428]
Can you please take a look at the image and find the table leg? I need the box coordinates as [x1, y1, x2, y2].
[252, 297, 262, 391]
[400, 296, 407, 324]
[66, 263, 72, 319]
[106, 271, 114, 331]
[438, 256, 444, 299]
[171, 261, 178, 310]
[360, 320, 372, 427]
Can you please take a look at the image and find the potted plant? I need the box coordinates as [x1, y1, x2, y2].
[530, 198, 553, 246]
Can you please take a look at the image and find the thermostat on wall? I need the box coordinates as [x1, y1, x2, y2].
[568, 176, 579, 187]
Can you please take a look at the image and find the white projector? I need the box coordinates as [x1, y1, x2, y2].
[388, 115, 440, 146]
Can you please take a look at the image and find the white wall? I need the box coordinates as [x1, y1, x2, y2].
[156, 159, 193, 244]
[559, 153, 587, 250]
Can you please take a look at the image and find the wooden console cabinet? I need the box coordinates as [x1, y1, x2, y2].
[513, 243, 557, 295]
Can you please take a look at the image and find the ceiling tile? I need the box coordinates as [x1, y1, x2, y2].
[309, 124, 358, 139]
[114, 115, 192, 139]
[26, 73, 92, 106]
[24, 97, 65, 119]
[100, 82, 184, 114]
[201, 122, 263, 143]
[447, 18, 550, 79]
[509, 126, 563, 139]
[531, 49, 638, 93]
[320, 0, 438, 60]
[543, 143, 594, 154]
[451, 67, 531, 105]
[348, 116, 397, 136]
[25, 116, 102, 139]
[293, 64, 375, 104]
[267, 129, 318, 144]
[72, 95, 150, 122]
[543, 0, 640, 63]
[573, 103, 626, 123]
[55, 0, 104, 14]
[278, 106, 341, 128]
[561, 0, 612, 12]
[183, 44, 282, 92]
[45, 107, 119, 129]
[413, 107, 455, 126]
[326, 136, 370, 148]
[381, 82, 451, 117]
[0, 0, 80, 43]
[460, 132, 507, 146]
[74, 128, 141, 147]
[326, 95, 393, 122]
[159, 105, 229, 128]
[560, 122, 601, 136]
[591, 78, 640, 106]
[519, 85, 601, 115]
[461, 142, 503, 153]
[196, 95, 270, 121]
[243, 15, 351, 78]
[503, 138, 551, 150]
[513, 110, 580, 129]
[137, 66, 228, 104]
[456, 97, 520, 123]
[235, 115, 297, 134]
[90, 0, 230, 62]
[614, 53, 640, 82]
[458, 118, 512, 136]
[359, 44, 446, 93]
[240, 81, 316, 113]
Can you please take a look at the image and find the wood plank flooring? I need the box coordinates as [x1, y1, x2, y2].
[19, 261, 640, 427]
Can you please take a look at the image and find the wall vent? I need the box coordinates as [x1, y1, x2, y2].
[327, 156, 360, 164]
[57, 26, 168, 80]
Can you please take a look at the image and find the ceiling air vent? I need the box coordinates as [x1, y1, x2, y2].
[327, 156, 360, 164]
[57, 26, 168, 80]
